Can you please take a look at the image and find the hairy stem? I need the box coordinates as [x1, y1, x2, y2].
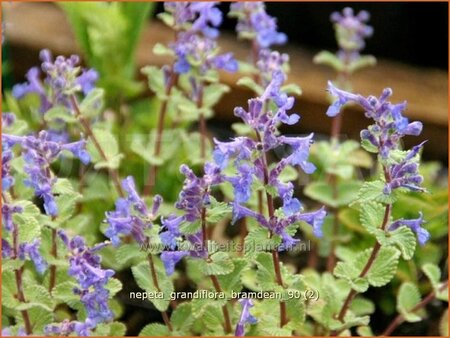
[48, 226, 57, 293]
[147, 254, 173, 332]
[381, 281, 448, 336]
[70, 95, 124, 198]
[3, 193, 33, 335]
[201, 207, 232, 333]
[255, 132, 288, 327]
[335, 203, 392, 325]
[143, 71, 179, 196]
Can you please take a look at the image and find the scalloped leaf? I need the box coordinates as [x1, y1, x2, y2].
[397, 282, 422, 322]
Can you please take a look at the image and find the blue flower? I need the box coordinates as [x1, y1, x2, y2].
[18, 239, 48, 274]
[160, 215, 184, 249]
[235, 299, 257, 336]
[161, 251, 189, 276]
[389, 212, 429, 245]
[279, 134, 316, 174]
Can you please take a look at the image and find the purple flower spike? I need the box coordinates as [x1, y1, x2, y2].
[161, 251, 189, 276]
[2, 131, 90, 216]
[235, 298, 257, 336]
[389, 212, 429, 245]
[331, 7, 373, 53]
[230, 2, 286, 49]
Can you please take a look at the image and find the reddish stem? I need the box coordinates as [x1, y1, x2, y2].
[3, 192, 33, 335]
[381, 281, 448, 336]
[70, 95, 124, 198]
[48, 226, 57, 293]
[255, 131, 288, 327]
[143, 71, 179, 196]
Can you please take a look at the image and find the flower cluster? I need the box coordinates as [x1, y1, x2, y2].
[2, 130, 90, 216]
[331, 7, 373, 61]
[13, 49, 98, 112]
[327, 83, 423, 159]
[230, 2, 287, 49]
[45, 232, 114, 336]
[327, 83, 429, 245]
[214, 69, 325, 248]
[105, 176, 163, 246]
[164, 2, 237, 76]
[159, 163, 223, 275]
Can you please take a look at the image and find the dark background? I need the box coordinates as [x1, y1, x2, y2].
[155, 2, 449, 70]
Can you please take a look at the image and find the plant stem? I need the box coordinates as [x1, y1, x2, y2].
[70, 95, 124, 198]
[201, 207, 232, 334]
[48, 226, 57, 293]
[335, 203, 392, 325]
[143, 71, 178, 196]
[255, 131, 288, 327]
[381, 281, 448, 336]
[147, 254, 173, 332]
[3, 193, 33, 335]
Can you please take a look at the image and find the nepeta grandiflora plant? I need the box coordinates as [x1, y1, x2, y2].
[2, 2, 447, 337]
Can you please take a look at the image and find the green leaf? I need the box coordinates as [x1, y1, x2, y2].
[87, 128, 123, 169]
[232, 122, 253, 136]
[142, 66, 167, 99]
[201, 251, 234, 276]
[397, 282, 422, 322]
[255, 252, 277, 290]
[95, 322, 127, 336]
[422, 263, 441, 288]
[115, 243, 147, 266]
[356, 180, 397, 204]
[131, 260, 174, 311]
[347, 55, 376, 73]
[217, 258, 248, 293]
[157, 12, 174, 27]
[313, 50, 344, 71]
[170, 302, 194, 332]
[2, 270, 20, 309]
[202, 83, 229, 108]
[152, 42, 174, 56]
[13, 213, 40, 244]
[206, 197, 231, 223]
[105, 278, 123, 298]
[53, 178, 76, 195]
[54, 191, 82, 224]
[52, 281, 81, 308]
[179, 220, 201, 235]
[375, 226, 416, 260]
[236, 76, 264, 95]
[360, 202, 385, 235]
[367, 246, 400, 287]
[44, 106, 77, 123]
[281, 83, 302, 96]
[334, 260, 369, 293]
[244, 227, 280, 259]
[350, 298, 375, 316]
[139, 323, 170, 336]
[79, 88, 105, 119]
[304, 180, 361, 208]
